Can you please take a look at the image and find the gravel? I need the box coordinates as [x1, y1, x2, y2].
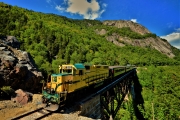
[0, 94, 99, 120]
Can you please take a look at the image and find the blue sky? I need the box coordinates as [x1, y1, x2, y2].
[1, 0, 180, 49]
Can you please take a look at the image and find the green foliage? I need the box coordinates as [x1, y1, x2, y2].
[0, 2, 180, 76]
[171, 46, 180, 61]
[1, 2, 180, 119]
[1, 86, 13, 95]
[137, 66, 180, 119]
[115, 95, 136, 120]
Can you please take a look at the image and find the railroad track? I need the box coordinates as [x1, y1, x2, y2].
[11, 107, 54, 120]
[10, 93, 100, 120]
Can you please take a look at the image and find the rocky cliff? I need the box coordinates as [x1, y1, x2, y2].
[0, 36, 43, 93]
[103, 20, 151, 35]
[96, 20, 175, 58]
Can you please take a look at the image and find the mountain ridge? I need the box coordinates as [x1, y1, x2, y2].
[94, 20, 175, 58]
[0, 2, 180, 76]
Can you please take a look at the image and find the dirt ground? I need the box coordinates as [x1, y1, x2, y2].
[0, 94, 96, 120]
[0, 94, 43, 120]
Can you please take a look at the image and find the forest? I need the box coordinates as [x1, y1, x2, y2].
[0, 2, 180, 119]
[115, 66, 180, 120]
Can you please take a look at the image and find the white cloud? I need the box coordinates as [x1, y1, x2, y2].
[160, 32, 180, 49]
[55, 5, 65, 11]
[54, 0, 106, 20]
[131, 19, 137, 23]
[160, 32, 180, 42]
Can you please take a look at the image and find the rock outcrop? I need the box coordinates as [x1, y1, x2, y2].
[103, 20, 150, 35]
[97, 20, 175, 58]
[0, 36, 43, 93]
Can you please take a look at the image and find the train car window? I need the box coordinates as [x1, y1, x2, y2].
[96, 66, 101, 68]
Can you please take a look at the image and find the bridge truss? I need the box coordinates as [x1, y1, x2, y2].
[100, 69, 136, 120]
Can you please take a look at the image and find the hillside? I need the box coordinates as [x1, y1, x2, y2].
[0, 2, 180, 120]
[0, 2, 180, 77]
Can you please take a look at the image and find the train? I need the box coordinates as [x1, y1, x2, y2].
[42, 63, 134, 111]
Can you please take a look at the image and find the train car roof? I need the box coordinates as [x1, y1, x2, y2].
[109, 66, 127, 69]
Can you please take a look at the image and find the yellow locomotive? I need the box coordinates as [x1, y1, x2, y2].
[42, 63, 109, 110]
[42, 63, 134, 110]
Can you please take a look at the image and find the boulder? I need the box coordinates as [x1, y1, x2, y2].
[11, 89, 33, 105]
[0, 36, 44, 94]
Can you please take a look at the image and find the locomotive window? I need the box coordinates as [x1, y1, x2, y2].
[85, 66, 90, 70]
[53, 77, 57, 82]
[63, 69, 72, 74]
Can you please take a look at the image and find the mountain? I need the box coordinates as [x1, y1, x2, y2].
[101, 20, 175, 58]
[0, 2, 180, 77]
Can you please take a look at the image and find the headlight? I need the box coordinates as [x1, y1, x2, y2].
[44, 87, 46, 90]
[51, 88, 54, 91]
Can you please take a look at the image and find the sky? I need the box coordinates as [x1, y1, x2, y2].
[1, 0, 180, 49]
